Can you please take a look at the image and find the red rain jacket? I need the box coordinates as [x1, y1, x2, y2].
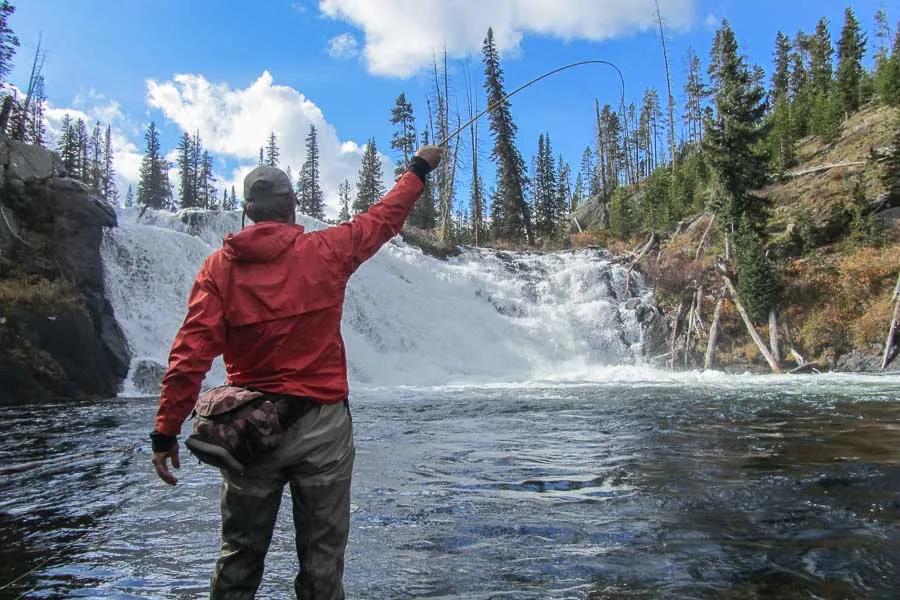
[154, 172, 424, 436]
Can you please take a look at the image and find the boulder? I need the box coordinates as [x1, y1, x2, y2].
[876, 207, 900, 228]
[835, 345, 900, 372]
[5, 141, 60, 181]
[568, 196, 608, 233]
[400, 226, 461, 259]
[131, 359, 167, 395]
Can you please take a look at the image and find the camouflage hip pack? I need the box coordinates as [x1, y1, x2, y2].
[185, 386, 290, 473]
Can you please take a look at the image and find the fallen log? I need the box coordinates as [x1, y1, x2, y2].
[723, 276, 783, 374]
[625, 233, 655, 295]
[784, 160, 867, 178]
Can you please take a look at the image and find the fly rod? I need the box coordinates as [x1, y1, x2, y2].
[437, 59, 627, 147]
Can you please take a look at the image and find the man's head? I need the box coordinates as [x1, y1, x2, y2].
[243, 166, 296, 224]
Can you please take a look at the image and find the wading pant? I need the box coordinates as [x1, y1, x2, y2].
[210, 400, 354, 600]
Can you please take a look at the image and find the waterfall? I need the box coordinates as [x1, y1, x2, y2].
[101, 207, 656, 390]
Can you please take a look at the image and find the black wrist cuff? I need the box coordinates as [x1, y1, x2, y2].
[150, 431, 177, 453]
[407, 156, 433, 182]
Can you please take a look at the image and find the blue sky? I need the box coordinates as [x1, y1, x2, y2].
[7, 0, 892, 215]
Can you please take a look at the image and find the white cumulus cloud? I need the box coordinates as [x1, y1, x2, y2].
[146, 71, 391, 218]
[319, 0, 697, 77]
[327, 32, 360, 58]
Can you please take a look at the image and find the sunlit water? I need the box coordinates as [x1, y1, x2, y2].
[2, 374, 899, 598]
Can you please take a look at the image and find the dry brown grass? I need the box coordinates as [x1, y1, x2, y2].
[0, 277, 85, 314]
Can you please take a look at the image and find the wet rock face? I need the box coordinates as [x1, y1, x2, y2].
[836, 345, 899, 373]
[0, 136, 131, 403]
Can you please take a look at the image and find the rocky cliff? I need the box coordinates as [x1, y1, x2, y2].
[0, 136, 130, 403]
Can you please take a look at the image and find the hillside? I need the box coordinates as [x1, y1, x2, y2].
[641, 104, 900, 372]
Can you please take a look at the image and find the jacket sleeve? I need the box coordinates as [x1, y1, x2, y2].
[154, 262, 226, 436]
[318, 171, 424, 275]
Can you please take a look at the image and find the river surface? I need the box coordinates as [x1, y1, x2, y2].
[1, 372, 899, 599]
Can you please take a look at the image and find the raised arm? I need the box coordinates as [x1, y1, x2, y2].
[320, 145, 443, 274]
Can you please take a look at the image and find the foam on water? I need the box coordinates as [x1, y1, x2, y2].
[101, 207, 655, 392]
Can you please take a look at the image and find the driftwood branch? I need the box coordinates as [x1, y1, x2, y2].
[723, 276, 783, 374]
[882, 273, 900, 370]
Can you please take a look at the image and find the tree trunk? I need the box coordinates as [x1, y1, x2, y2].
[723, 276, 783, 374]
[625, 233, 655, 295]
[768, 309, 782, 366]
[695, 214, 715, 261]
[704, 293, 724, 370]
[655, 0, 677, 169]
[882, 273, 900, 370]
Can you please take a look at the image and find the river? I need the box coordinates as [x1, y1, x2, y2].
[2, 373, 899, 598]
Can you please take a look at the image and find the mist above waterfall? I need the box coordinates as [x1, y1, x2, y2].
[101, 208, 655, 392]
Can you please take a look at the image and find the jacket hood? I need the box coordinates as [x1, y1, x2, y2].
[223, 222, 305, 262]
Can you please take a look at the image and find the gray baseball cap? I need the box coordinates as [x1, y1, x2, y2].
[244, 166, 293, 202]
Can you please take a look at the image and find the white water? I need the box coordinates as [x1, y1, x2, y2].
[101, 207, 657, 392]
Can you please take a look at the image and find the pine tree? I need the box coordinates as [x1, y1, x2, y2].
[704, 19, 769, 227]
[639, 88, 663, 176]
[809, 18, 834, 95]
[176, 132, 196, 208]
[578, 146, 595, 200]
[408, 129, 437, 229]
[299, 125, 324, 219]
[57, 114, 77, 175]
[555, 156, 571, 227]
[338, 179, 352, 222]
[265, 131, 279, 167]
[25, 74, 45, 146]
[483, 27, 532, 244]
[124, 184, 134, 208]
[390, 93, 416, 177]
[836, 7, 867, 115]
[874, 15, 900, 106]
[258, 147, 264, 166]
[0, 1, 18, 88]
[89, 122, 103, 193]
[532, 133, 560, 239]
[102, 125, 117, 202]
[136, 121, 168, 210]
[683, 47, 707, 145]
[199, 150, 215, 208]
[73, 118, 89, 182]
[735, 219, 780, 323]
[353, 138, 384, 215]
[608, 188, 637, 237]
[771, 31, 791, 102]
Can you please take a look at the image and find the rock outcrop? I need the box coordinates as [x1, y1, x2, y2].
[0, 135, 130, 403]
[567, 195, 608, 234]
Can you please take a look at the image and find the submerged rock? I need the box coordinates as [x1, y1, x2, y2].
[132, 359, 166, 395]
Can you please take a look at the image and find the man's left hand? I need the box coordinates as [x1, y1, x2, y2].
[152, 445, 181, 486]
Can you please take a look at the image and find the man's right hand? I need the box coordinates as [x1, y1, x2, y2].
[415, 145, 444, 170]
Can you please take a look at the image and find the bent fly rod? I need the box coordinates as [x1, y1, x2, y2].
[437, 59, 627, 147]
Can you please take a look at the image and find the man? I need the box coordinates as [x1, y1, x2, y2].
[150, 144, 443, 598]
